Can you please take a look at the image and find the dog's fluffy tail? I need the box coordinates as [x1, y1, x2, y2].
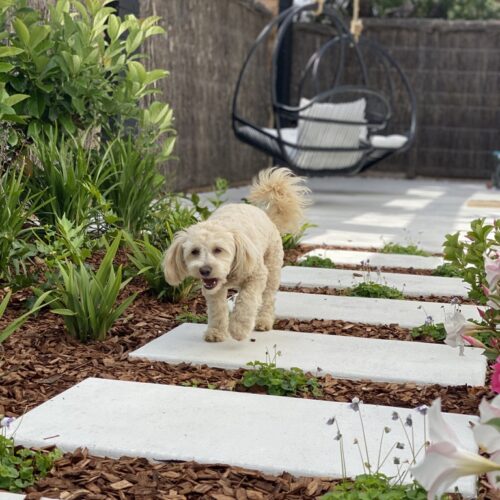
[248, 167, 310, 234]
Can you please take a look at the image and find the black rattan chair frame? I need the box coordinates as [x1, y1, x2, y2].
[232, 1, 417, 176]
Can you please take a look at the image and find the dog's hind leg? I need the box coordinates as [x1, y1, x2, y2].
[229, 270, 267, 341]
[204, 288, 229, 342]
[255, 240, 283, 331]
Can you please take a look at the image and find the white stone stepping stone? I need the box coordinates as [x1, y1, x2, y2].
[0, 495, 52, 500]
[281, 266, 468, 298]
[301, 248, 444, 271]
[9, 377, 477, 496]
[130, 323, 486, 386]
[275, 291, 481, 328]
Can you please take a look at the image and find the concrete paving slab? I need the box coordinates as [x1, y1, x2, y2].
[275, 291, 481, 328]
[281, 266, 468, 298]
[301, 248, 444, 270]
[8, 378, 477, 496]
[209, 177, 499, 254]
[130, 323, 486, 386]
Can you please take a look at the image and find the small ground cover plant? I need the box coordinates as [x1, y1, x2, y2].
[411, 321, 446, 342]
[321, 473, 427, 499]
[0, 417, 61, 492]
[175, 310, 207, 324]
[431, 262, 462, 278]
[380, 242, 430, 257]
[241, 348, 322, 397]
[347, 281, 404, 299]
[298, 255, 336, 268]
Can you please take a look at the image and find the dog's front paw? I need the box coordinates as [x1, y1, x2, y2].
[254, 316, 274, 331]
[229, 324, 250, 341]
[204, 328, 228, 343]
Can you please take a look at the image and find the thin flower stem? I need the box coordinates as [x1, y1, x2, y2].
[398, 417, 416, 460]
[397, 443, 427, 485]
[376, 428, 385, 472]
[355, 440, 366, 474]
[378, 442, 397, 471]
[339, 436, 346, 479]
[358, 410, 371, 472]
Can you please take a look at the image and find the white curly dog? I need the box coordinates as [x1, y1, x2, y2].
[163, 167, 310, 342]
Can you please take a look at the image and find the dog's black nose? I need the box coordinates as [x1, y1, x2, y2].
[199, 266, 212, 277]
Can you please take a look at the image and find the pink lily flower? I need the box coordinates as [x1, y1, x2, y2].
[492, 359, 500, 395]
[411, 399, 500, 499]
[462, 335, 486, 349]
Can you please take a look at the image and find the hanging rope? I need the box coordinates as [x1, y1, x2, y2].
[350, 0, 363, 42]
[314, 0, 325, 16]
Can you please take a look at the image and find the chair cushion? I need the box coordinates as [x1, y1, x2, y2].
[295, 98, 367, 170]
[370, 134, 408, 149]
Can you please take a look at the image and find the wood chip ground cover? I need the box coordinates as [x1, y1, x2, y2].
[1, 247, 489, 499]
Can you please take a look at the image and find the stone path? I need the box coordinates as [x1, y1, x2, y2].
[8, 378, 477, 496]
[130, 323, 486, 386]
[300, 248, 444, 270]
[281, 266, 468, 298]
[6, 176, 499, 498]
[217, 177, 500, 253]
[275, 291, 480, 328]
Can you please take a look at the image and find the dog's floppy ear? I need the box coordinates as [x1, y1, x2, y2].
[163, 231, 188, 285]
[231, 230, 259, 277]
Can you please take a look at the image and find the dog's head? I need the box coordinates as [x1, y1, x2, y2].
[163, 221, 258, 294]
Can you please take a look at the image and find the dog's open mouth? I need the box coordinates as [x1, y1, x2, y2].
[202, 278, 219, 290]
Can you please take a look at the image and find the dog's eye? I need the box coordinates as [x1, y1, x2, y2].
[191, 248, 200, 256]
[213, 247, 223, 254]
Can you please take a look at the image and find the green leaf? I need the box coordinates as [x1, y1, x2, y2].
[0, 62, 14, 72]
[51, 308, 77, 316]
[0, 46, 24, 58]
[4, 93, 29, 106]
[13, 18, 30, 46]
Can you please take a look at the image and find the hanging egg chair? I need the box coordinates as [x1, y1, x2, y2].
[232, 1, 417, 176]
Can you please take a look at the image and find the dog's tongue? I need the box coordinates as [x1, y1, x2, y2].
[203, 278, 218, 290]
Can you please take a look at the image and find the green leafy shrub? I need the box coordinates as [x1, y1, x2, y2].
[371, 0, 498, 19]
[411, 322, 446, 342]
[0, 0, 173, 145]
[241, 350, 322, 397]
[28, 128, 112, 226]
[0, 432, 61, 492]
[189, 177, 229, 220]
[321, 473, 427, 500]
[282, 222, 316, 250]
[103, 136, 167, 236]
[40, 233, 136, 342]
[347, 282, 404, 299]
[125, 232, 198, 302]
[175, 310, 207, 324]
[431, 263, 462, 278]
[443, 218, 500, 303]
[35, 215, 92, 268]
[380, 243, 430, 257]
[0, 166, 42, 282]
[299, 255, 336, 268]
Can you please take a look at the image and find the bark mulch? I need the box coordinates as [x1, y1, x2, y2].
[0, 267, 490, 500]
[280, 285, 475, 305]
[26, 448, 338, 499]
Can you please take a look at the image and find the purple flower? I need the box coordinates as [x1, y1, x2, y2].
[406, 415, 413, 427]
[0, 416, 14, 428]
[416, 404, 429, 416]
[392, 411, 399, 421]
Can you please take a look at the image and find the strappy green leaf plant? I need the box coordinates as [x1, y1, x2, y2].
[40, 233, 136, 342]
